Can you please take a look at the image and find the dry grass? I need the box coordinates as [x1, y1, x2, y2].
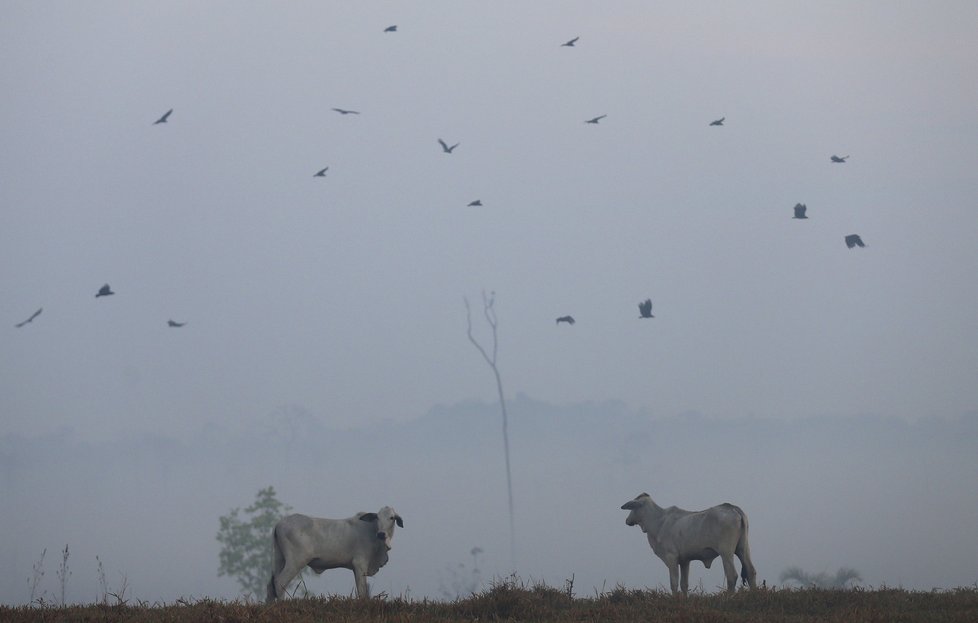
[3, 579, 976, 622]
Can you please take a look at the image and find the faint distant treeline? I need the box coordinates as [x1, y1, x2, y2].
[780, 566, 862, 589]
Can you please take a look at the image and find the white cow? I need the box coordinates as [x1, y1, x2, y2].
[621, 492, 756, 595]
[266, 506, 403, 601]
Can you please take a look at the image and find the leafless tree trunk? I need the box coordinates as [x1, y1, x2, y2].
[464, 291, 515, 569]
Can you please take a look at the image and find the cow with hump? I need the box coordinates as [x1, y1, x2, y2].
[621, 492, 756, 595]
[267, 505, 403, 601]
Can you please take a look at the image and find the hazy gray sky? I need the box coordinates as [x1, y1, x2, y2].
[2, 3, 978, 603]
[3, 2, 978, 438]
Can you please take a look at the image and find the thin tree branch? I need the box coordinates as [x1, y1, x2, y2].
[464, 297, 494, 367]
[464, 292, 515, 569]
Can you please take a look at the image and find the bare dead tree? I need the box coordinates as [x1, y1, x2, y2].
[464, 291, 515, 568]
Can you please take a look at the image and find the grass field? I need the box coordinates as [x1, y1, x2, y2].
[4, 579, 977, 622]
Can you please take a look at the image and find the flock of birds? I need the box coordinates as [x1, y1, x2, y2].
[13, 27, 866, 333]
[13, 282, 187, 330]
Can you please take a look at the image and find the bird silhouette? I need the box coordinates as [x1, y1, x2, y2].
[332, 108, 360, 115]
[845, 234, 866, 249]
[153, 109, 173, 124]
[438, 139, 460, 153]
[15, 308, 42, 328]
[831, 155, 849, 163]
[556, 315, 575, 325]
[314, 167, 329, 177]
[561, 36, 579, 47]
[584, 115, 607, 124]
[95, 284, 114, 298]
[793, 203, 808, 219]
[638, 299, 654, 318]
[709, 117, 725, 126]
[167, 320, 187, 328]
[384, 25, 397, 32]
[467, 199, 482, 207]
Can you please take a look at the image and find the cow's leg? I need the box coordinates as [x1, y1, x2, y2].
[272, 557, 307, 601]
[665, 557, 681, 594]
[720, 553, 738, 592]
[352, 564, 369, 598]
[679, 560, 691, 595]
[736, 547, 757, 589]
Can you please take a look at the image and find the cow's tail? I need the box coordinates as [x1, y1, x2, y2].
[266, 523, 285, 603]
[735, 506, 757, 589]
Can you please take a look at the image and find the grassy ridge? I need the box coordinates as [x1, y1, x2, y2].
[3, 581, 977, 622]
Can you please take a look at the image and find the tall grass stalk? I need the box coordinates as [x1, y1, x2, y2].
[56, 544, 70, 606]
[27, 548, 46, 605]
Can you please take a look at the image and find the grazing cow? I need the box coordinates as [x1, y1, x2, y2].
[621, 492, 756, 595]
[267, 506, 403, 601]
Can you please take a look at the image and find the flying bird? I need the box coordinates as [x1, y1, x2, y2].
[314, 167, 329, 177]
[15, 308, 42, 328]
[167, 320, 187, 328]
[584, 115, 607, 124]
[831, 155, 849, 163]
[467, 199, 482, 207]
[845, 234, 866, 249]
[709, 117, 725, 126]
[332, 108, 360, 115]
[793, 203, 808, 219]
[556, 315, 575, 325]
[561, 36, 579, 47]
[438, 138, 460, 153]
[384, 25, 397, 32]
[153, 109, 173, 124]
[95, 284, 114, 298]
[638, 299, 654, 319]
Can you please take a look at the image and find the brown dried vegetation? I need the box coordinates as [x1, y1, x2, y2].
[3, 579, 977, 623]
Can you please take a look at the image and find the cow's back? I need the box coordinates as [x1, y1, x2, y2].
[278, 513, 314, 533]
[715, 503, 749, 534]
[705, 504, 747, 532]
[665, 505, 744, 552]
[278, 514, 362, 564]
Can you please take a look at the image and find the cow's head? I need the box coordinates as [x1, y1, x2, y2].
[360, 506, 404, 550]
[621, 492, 651, 528]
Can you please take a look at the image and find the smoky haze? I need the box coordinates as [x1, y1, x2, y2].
[2, 0, 977, 605]
[1, 398, 976, 603]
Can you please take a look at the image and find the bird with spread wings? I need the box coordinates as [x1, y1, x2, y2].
[438, 138, 460, 153]
[15, 308, 42, 328]
[638, 299, 654, 319]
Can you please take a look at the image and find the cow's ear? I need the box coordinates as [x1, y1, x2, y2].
[359, 513, 378, 522]
[395, 515, 404, 528]
[621, 500, 640, 510]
